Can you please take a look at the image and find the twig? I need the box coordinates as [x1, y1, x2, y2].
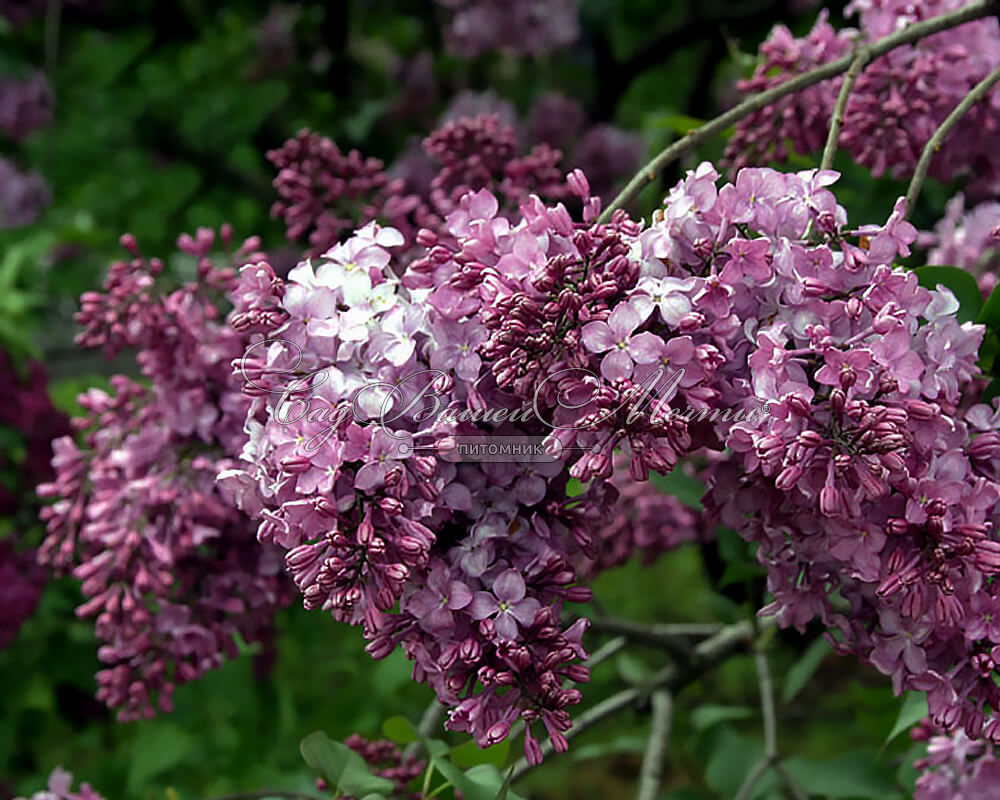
[904, 59, 1000, 217]
[589, 618, 722, 657]
[734, 644, 808, 800]
[599, 0, 999, 222]
[755, 648, 777, 760]
[509, 620, 755, 781]
[820, 47, 870, 171]
[402, 700, 446, 760]
[635, 690, 673, 800]
[586, 634, 628, 668]
[733, 757, 772, 800]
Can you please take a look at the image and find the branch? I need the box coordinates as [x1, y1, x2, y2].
[734, 644, 808, 800]
[733, 757, 771, 800]
[599, 0, 999, 222]
[588, 617, 721, 658]
[820, 47, 870, 171]
[635, 690, 673, 800]
[755, 648, 777, 760]
[904, 59, 1000, 217]
[402, 700, 446, 760]
[509, 619, 755, 781]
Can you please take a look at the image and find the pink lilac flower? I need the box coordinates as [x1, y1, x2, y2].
[0, 70, 53, 140]
[924, 194, 1000, 296]
[0, 156, 49, 228]
[434, 0, 580, 58]
[14, 768, 106, 800]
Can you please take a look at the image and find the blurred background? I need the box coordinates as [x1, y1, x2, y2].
[0, 1, 934, 797]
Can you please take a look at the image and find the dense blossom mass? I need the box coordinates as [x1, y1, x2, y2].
[209, 155, 1000, 757]
[912, 719, 1000, 799]
[727, 1, 1000, 193]
[37, 229, 293, 720]
[268, 104, 641, 257]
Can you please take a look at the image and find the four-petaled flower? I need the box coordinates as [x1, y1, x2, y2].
[470, 570, 541, 640]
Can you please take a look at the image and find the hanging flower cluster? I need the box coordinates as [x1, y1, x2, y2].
[268, 105, 643, 260]
[37, 228, 293, 720]
[215, 156, 1000, 757]
[727, 1, 1000, 192]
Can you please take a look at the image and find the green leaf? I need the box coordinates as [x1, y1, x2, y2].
[650, 468, 706, 509]
[300, 731, 395, 798]
[782, 751, 899, 799]
[450, 736, 510, 769]
[782, 638, 830, 704]
[979, 282, 1000, 330]
[126, 722, 195, 792]
[615, 652, 651, 685]
[572, 735, 647, 761]
[914, 266, 983, 324]
[719, 561, 766, 588]
[381, 715, 419, 745]
[884, 692, 928, 747]
[691, 705, 755, 731]
[704, 728, 776, 798]
[645, 111, 706, 135]
[427, 756, 526, 800]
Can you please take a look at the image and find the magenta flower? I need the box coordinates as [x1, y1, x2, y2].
[470, 570, 541, 640]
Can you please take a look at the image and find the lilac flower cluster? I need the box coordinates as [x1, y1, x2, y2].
[0, 70, 54, 227]
[433, 0, 580, 58]
[0, 539, 46, 648]
[0, 70, 53, 141]
[0, 351, 68, 648]
[727, 1, 1000, 192]
[268, 114, 572, 258]
[37, 229, 293, 720]
[342, 735, 426, 798]
[221, 211, 605, 762]
[924, 194, 1000, 296]
[684, 169, 1000, 741]
[13, 768, 106, 800]
[269, 94, 643, 258]
[221, 157, 1000, 756]
[912, 719, 1000, 799]
[0, 156, 50, 228]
